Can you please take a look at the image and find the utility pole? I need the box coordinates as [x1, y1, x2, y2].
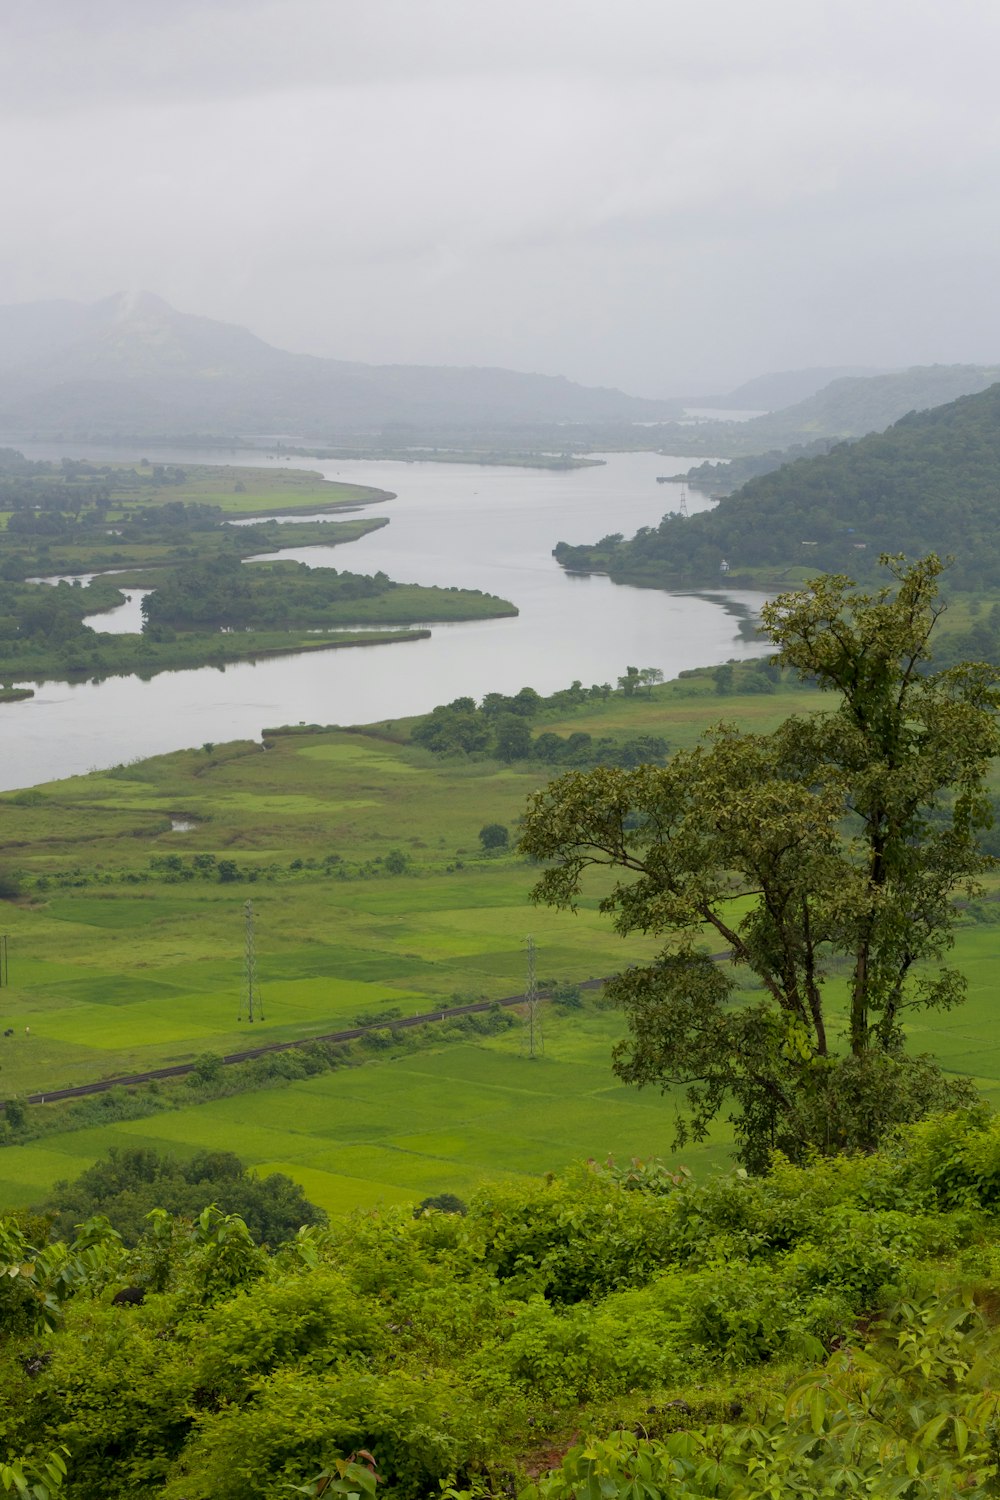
[240, 900, 263, 1022]
[520, 934, 543, 1059]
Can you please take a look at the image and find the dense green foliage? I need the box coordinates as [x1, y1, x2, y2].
[38, 1147, 326, 1246]
[411, 685, 668, 767]
[6, 1111, 1000, 1495]
[555, 383, 1000, 588]
[676, 438, 837, 497]
[0, 576, 127, 667]
[141, 555, 512, 630]
[522, 558, 999, 1169]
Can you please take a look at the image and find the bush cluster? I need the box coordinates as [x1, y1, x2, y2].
[6, 1110, 1000, 1496]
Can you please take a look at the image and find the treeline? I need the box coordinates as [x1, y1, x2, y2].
[38, 1147, 325, 1246]
[0, 452, 192, 552]
[0, 618, 426, 685]
[411, 680, 669, 766]
[556, 381, 1000, 588]
[674, 436, 838, 497]
[142, 556, 513, 632]
[142, 554, 393, 629]
[5, 1110, 1000, 1495]
[32, 846, 425, 893]
[0, 576, 126, 664]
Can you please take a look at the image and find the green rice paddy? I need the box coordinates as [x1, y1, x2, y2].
[0, 1009, 736, 1213]
[1, 677, 998, 1215]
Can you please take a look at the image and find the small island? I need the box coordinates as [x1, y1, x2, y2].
[0, 450, 517, 686]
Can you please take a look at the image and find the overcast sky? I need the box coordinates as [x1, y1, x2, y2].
[4, 0, 1000, 397]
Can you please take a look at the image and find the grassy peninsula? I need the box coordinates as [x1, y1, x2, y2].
[0, 451, 516, 683]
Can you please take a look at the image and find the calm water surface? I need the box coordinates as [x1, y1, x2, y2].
[1, 448, 769, 790]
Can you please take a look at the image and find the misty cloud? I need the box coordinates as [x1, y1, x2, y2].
[3, 0, 1000, 393]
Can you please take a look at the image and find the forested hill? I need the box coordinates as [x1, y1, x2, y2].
[555, 381, 1000, 588]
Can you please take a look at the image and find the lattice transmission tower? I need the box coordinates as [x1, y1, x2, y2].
[240, 899, 264, 1022]
[520, 934, 543, 1059]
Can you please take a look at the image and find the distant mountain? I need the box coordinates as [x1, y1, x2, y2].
[555, 380, 1000, 590]
[638, 363, 1000, 462]
[704, 365, 1000, 454]
[718, 366, 891, 411]
[0, 292, 677, 438]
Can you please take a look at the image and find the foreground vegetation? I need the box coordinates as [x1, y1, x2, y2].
[6, 1110, 1000, 1496]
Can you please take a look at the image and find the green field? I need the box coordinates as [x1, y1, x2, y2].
[0, 1007, 740, 1212]
[1, 674, 998, 1215]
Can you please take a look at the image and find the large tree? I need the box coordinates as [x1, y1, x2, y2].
[519, 556, 999, 1170]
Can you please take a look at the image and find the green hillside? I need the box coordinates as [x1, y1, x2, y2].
[557, 382, 1000, 590]
[6, 1116, 1000, 1497]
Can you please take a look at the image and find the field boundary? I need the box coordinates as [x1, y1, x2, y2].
[17, 980, 607, 1108]
[12, 952, 732, 1110]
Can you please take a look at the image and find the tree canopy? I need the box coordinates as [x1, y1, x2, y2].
[39, 1146, 325, 1247]
[520, 556, 999, 1170]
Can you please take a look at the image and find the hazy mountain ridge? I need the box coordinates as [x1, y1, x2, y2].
[636, 363, 1000, 462]
[0, 292, 678, 435]
[716, 365, 891, 410]
[724, 363, 1000, 444]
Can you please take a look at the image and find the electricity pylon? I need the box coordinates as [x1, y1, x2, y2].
[520, 934, 543, 1059]
[240, 900, 263, 1022]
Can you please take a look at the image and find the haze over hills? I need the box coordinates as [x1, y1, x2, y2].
[713, 366, 892, 411]
[729, 363, 1000, 443]
[640, 361, 1000, 462]
[0, 292, 683, 440]
[2, 292, 997, 456]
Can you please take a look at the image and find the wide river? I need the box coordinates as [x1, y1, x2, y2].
[1, 447, 770, 790]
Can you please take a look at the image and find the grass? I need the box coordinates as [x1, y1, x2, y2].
[0, 1007, 735, 1212]
[1, 673, 998, 1215]
[0, 722, 668, 1103]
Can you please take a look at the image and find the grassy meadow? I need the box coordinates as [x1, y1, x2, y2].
[1, 673, 998, 1215]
